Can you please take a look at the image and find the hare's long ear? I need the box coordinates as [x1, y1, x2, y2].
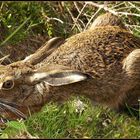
[26, 65, 92, 86]
[0, 54, 11, 65]
[23, 37, 64, 65]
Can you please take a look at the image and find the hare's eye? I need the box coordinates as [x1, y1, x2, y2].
[2, 80, 14, 89]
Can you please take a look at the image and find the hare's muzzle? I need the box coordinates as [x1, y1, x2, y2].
[0, 105, 43, 120]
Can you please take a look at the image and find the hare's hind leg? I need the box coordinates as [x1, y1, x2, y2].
[122, 49, 140, 118]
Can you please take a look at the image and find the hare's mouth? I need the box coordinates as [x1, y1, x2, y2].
[0, 100, 27, 120]
[0, 99, 43, 121]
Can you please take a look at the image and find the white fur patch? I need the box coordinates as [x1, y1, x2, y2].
[35, 83, 45, 95]
[29, 73, 48, 82]
[29, 71, 88, 86]
[62, 74, 87, 82]
[45, 72, 87, 86]
[23, 55, 33, 62]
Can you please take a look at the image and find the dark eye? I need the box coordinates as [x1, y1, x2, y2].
[2, 80, 14, 89]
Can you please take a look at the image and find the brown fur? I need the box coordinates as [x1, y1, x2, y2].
[89, 12, 127, 30]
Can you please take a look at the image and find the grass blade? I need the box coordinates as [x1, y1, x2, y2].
[0, 16, 31, 47]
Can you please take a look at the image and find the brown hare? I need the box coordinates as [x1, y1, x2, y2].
[0, 13, 140, 120]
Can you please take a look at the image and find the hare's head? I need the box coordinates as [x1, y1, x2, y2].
[0, 62, 91, 120]
[0, 62, 35, 120]
[0, 37, 92, 120]
[0, 37, 66, 120]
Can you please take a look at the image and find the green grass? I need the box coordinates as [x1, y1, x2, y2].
[0, 1, 77, 47]
[0, 1, 140, 139]
[0, 97, 139, 139]
[25, 98, 139, 139]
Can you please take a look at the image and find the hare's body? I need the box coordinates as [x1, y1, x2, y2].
[36, 25, 140, 112]
[0, 13, 140, 120]
[89, 12, 127, 30]
[37, 26, 140, 76]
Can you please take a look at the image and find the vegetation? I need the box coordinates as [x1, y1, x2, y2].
[0, 97, 140, 139]
[0, 1, 140, 138]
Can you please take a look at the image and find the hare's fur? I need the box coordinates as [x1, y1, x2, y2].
[0, 13, 140, 120]
[38, 26, 140, 75]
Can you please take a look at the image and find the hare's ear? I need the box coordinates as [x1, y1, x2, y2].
[0, 54, 11, 65]
[26, 68, 92, 86]
[23, 37, 64, 65]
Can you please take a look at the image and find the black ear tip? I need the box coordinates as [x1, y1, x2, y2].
[83, 71, 96, 79]
[50, 37, 65, 43]
[48, 37, 65, 49]
[55, 37, 64, 40]
[84, 73, 94, 79]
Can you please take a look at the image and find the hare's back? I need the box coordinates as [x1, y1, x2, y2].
[37, 26, 140, 76]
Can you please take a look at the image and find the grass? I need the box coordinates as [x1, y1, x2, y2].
[0, 1, 140, 139]
[0, 1, 76, 47]
[25, 98, 140, 139]
[0, 97, 140, 139]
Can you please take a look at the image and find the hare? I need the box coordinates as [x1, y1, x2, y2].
[0, 13, 140, 120]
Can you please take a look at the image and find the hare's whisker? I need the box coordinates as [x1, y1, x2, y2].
[0, 106, 7, 115]
[0, 106, 10, 121]
[0, 99, 20, 108]
[0, 102, 27, 119]
[0, 106, 5, 112]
